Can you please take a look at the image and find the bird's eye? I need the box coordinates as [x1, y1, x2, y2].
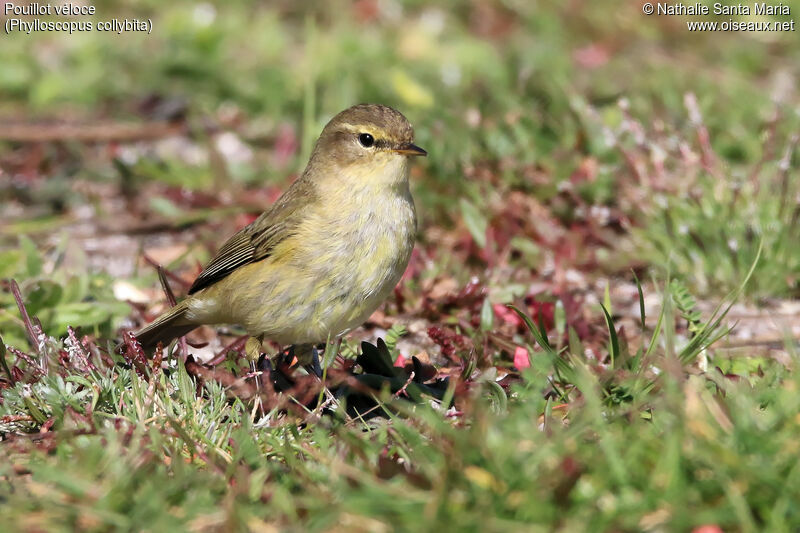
[358, 133, 375, 148]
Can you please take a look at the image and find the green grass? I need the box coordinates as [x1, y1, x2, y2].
[2, 1, 800, 530]
[2, 283, 799, 531]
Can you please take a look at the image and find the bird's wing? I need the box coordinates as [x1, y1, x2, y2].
[187, 179, 315, 295]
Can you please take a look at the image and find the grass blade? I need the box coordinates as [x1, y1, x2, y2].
[600, 304, 620, 369]
[632, 269, 646, 331]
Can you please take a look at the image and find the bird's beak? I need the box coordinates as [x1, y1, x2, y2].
[392, 143, 427, 157]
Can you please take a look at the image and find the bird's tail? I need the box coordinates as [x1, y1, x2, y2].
[125, 301, 196, 352]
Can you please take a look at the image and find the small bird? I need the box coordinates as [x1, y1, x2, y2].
[130, 104, 426, 366]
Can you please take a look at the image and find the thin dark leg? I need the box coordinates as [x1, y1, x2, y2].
[306, 345, 323, 378]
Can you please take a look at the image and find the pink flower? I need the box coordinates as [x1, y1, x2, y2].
[493, 304, 524, 327]
[513, 346, 530, 370]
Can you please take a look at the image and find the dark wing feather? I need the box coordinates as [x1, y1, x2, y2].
[187, 179, 316, 294]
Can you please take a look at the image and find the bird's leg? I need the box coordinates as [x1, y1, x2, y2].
[245, 335, 265, 392]
[245, 335, 264, 369]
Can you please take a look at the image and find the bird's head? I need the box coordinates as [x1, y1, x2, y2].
[306, 104, 426, 187]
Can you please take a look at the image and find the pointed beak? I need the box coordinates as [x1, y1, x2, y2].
[392, 143, 427, 157]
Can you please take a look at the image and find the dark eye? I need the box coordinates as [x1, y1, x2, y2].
[358, 133, 375, 148]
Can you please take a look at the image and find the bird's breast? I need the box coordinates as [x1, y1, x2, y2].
[299, 187, 417, 293]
